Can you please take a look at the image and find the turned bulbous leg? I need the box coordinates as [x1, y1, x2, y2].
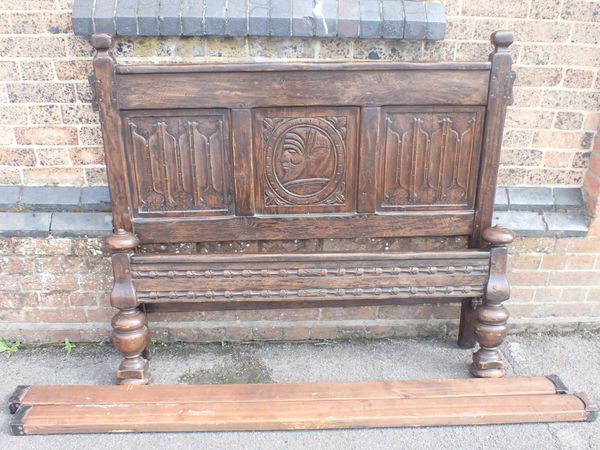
[106, 229, 151, 384]
[471, 226, 514, 378]
[112, 307, 150, 385]
[470, 303, 509, 377]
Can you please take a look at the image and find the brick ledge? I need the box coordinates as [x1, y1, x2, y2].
[0, 186, 590, 238]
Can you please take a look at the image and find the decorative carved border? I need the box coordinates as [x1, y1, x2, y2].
[137, 285, 484, 302]
[131, 264, 488, 280]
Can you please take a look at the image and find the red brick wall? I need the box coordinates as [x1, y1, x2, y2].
[1, 236, 599, 344]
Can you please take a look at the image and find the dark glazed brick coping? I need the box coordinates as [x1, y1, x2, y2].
[50, 212, 114, 237]
[497, 187, 587, 212]
[72, 0, 446, 40]
[0, 186, 590, 238]
[0, 212, 52, 237]
[0, 186, 112, 212]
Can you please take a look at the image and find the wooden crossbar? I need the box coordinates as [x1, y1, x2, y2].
[8, 377, 597, 435]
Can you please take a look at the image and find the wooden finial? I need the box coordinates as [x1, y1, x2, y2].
[482, 225, 515, 246]
[91, 33, 115, 51]
[106, 229, 139, 251]
[491, 30, 514, 52]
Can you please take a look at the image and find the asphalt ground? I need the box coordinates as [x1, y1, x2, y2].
[1, 332, 598, 449]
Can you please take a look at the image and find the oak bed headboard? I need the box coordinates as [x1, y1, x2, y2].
[92, 31, 514, 248]
[92, 31, 517, 384]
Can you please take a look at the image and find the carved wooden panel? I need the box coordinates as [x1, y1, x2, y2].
[131, 252, 490, 304]
[124, 110, 233, 216]
[253, 107, 359, 214]
[378, 107, 485, 211]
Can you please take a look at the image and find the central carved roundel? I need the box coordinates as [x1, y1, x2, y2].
[265, 117, 346, 205]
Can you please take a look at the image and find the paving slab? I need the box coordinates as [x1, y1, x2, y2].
[270, 0, 292, 36]
[93, 0, 117, 34]
[181, 0, 203, 36]
[205, 0, 227, 36]
[137, 0, 160, 36]
[382, 0, 405, 38]
[0, 332, 598, 448]
[292, 0, 314, 37]
[425, 2, 446, 40]
[158, 0, 181, 36]
[359, 0, 382, 38]
[248, 0, 270, 37]
[72, 0, 94, 35]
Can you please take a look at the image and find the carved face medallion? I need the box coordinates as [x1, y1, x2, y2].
[264, 117, 346, 206]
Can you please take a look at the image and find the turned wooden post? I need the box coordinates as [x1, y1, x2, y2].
[471, 225, 515, 378]
[106, 230, 150, 385]
[459, 30, 515, 349]
[91, 35, 143, 383]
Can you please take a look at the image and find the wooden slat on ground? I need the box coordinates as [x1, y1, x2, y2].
[8, 377, 597, 435]
[8, 376, 564, 411]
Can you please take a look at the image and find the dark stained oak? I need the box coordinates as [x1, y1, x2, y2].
[252, 107, 359, 215]
[376, 106, 485, 212]
[459, 31, 517, 349]
[357, 107, 380, 213]
[90, 35, 132, 231]
[116, 70, 490, 110]
[106, 230, 150, 385]
[133, 212, 475, 243]
[122, 109, 234, 216]
[90, 30, 517, 384]
[130, 251, 489, 304]
[231, 108, 256, 216]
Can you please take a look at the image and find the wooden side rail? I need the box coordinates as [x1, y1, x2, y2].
[131, 251, 490, 305]
[7, 377, 569, 412]
[8, 377, 597, 435]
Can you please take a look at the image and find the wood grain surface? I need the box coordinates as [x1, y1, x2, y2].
[9, 377, 596, 435]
